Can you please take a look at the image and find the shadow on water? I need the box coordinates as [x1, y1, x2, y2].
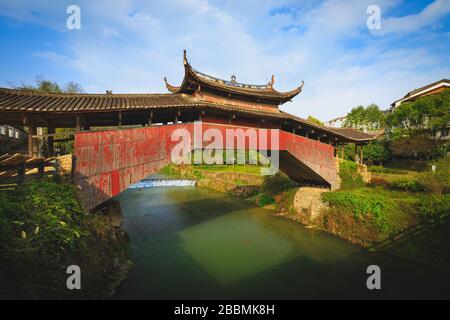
[114, 186, 450, 300]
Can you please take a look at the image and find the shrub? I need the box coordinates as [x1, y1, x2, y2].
[416, 195, 450, 221]
[261, 173, 297, 196]
[321, 191, 390, 232]
[369, 177, 390, 188]
[390, 135, 440, 160]
[389, 178, 424, 192]
[369, 166, 404, 174]
[339, 160, 365, 189]
[0, 180, 129, 298]
[258, 194, 275, 206]
[418, 156, 450, 195]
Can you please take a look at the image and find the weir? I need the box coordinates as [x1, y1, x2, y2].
[129, 179, 197, 188]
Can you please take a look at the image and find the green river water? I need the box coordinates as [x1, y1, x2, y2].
[115, 184, 450, 299]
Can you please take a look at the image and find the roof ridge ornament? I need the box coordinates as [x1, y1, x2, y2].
[268, 75, 275, 88]
[299, 80, 305, 90]
[183, 49, 188, 66]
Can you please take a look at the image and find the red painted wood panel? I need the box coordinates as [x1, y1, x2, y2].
[74, 123, 337, 210]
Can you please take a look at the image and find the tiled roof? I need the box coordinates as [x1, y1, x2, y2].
[164, 50, 304, 104]
[0, 87, 379, 142]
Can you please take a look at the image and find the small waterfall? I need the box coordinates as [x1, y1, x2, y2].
[128, 179, 196, 189]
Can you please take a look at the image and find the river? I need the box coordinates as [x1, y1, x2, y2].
[114, 179, 450, 299]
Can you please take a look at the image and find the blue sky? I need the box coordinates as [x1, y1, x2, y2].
[0, 0, 449, 121]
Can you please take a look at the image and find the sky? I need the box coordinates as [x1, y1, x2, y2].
[0, 0, 449, 121]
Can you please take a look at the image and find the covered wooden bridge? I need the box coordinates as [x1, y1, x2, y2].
[0, 51, 379, 209]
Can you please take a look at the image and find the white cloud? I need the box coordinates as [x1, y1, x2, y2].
[0, 0, 449, 122]
[377, 0, 450, 35]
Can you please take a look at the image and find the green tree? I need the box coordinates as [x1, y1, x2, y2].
[307, 115, 323, 125]
[386, 90, 450, 159]
[386, 90, 450, 138]
[390, 134, 441, 160]
[344, 104, 385, 132]
[363, 140, 390, 165]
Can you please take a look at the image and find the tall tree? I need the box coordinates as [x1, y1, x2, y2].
[344, 104, 385, 132]
[386, 90, 450, 138]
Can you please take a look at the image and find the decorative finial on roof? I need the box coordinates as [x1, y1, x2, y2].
[268, 75, 275, 87]
[230, 74, 237, 83]
[163, 76, 169, 85]
[299, 80, 305, 90]
[183, 49, 188, 65]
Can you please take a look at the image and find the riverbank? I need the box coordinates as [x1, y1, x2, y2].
[0, 179, 131, 299]
[115, 177, 450, 299]
[159, 158, 450, 269]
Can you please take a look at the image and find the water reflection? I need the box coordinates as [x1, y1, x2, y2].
[115, 185, 450, 299]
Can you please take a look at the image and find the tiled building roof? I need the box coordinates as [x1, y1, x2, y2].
[164, 50, 304, 104]
[0, 87, 380, 142]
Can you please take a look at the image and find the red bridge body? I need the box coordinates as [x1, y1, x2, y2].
[73, 123, 337, 210]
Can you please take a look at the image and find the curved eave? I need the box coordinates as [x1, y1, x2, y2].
[187, 63, 303, 103]
[165, 54, 304, 103]
[164, 77, 182, 94]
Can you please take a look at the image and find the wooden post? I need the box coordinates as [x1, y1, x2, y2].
[28, 123, 36, 156]
[38, 162, 45, 179]
[354, 144, 358, 163]
[48, 126, 55, 157]
[174, 111, 181, 124]
[148, 111, 153, 126]
[18, 163, 25, 184]
[118, 111, 122, 127]
[75, 116, 81, 132]
[360, 144, 364, 164]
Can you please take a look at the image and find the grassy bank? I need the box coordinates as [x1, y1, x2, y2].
[0, 179, 130, 299]
[319, 157, 450, 248]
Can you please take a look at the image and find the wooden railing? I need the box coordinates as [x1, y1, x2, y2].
[0, 153, 73, 186]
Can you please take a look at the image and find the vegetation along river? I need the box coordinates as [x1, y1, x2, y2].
[114, 178, 450, 299]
